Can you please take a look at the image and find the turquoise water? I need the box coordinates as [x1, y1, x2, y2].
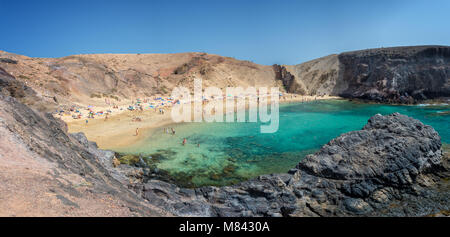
[115, 100, 450, 187]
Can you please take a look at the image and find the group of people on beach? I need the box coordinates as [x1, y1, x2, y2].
[64, 92, 315, 127]
[163, 127, 176, 135]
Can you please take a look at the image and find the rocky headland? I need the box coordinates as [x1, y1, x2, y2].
[279, 46, 450, 104]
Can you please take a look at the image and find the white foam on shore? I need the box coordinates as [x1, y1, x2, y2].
[417, 103, 449, 107]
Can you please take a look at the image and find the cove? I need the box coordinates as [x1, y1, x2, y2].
[114, 100, 450, 188]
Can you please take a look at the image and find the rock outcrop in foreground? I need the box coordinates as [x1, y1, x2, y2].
[123, 113, 449, 216]
[0, 68, 166, 216]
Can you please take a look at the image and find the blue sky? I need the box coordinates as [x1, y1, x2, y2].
[0, 0, 449, 65]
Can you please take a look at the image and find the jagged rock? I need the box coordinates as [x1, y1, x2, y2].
[297, 113, 442, 185]
[344, 198, 373, 214]
[131, 113, 449, 216]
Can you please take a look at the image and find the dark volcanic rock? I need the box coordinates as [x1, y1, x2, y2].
[293, 113, 448, 216]
[338, 46, 450, 103]
[130, 113, 449, 216]
[298, 113, 442, 184]
[282, 46, 450, 103]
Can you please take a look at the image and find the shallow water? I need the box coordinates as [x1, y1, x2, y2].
[115, 100, 450, 187]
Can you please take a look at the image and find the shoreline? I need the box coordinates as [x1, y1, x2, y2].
[63, 94, 341, 150]
[62, 95, 449, 151]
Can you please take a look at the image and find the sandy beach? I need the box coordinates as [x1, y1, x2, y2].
[63, 94, 341, 150]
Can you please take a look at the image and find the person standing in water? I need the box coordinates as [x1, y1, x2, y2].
[182, 138, 187, 146]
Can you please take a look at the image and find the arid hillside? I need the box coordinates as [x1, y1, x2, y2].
[0, 51, 281, 107]
[280, 54, 342, 95]
[1, 45, 449, 107]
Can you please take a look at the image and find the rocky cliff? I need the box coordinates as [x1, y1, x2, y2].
[283, 46, 450, 103]
[118, 113, 449, 217]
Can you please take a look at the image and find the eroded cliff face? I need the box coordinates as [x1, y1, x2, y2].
[338, 46, 450, 103]
[283, 46, 450, 103]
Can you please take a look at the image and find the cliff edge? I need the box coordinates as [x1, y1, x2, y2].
[281, 45, 450, 103]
